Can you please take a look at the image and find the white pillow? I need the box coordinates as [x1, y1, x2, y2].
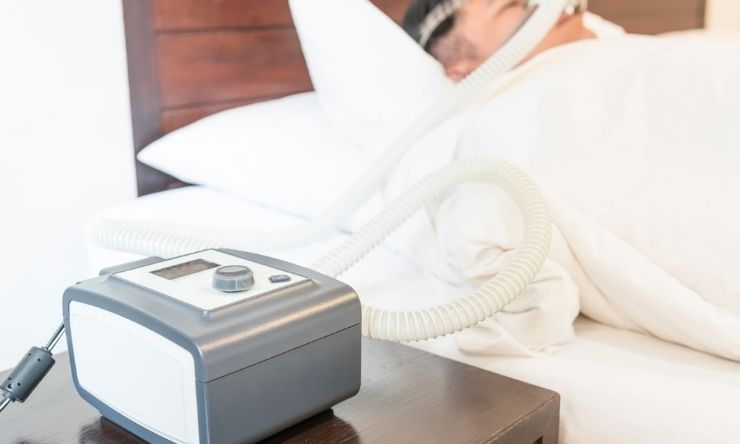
[289, 0, 453, 154]
[137, 92, 378, 223]
[290, 0, 624, 153]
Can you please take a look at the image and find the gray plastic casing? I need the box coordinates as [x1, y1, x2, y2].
[62, 249, 361, 444]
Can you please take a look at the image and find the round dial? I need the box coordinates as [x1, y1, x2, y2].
[212, 265, 254, 293]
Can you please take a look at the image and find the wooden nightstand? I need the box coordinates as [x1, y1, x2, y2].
[0, 338, 559, 443]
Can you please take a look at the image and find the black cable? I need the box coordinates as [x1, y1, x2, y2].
[0, 322, 65, 413]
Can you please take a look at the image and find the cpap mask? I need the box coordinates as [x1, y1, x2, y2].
[2, 1, 586, 436]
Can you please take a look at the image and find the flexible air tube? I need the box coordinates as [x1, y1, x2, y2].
[90, 0, 572, 341]
[312, 157, 552, 341]
[95, 157, 551, 342]
[90, 0, 570, 255]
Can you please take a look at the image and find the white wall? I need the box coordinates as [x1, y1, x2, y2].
[0, 1, 136, 370]
[707, 0, 740, 31]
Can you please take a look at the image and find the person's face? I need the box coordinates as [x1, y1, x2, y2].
[429, 0, 536, 81]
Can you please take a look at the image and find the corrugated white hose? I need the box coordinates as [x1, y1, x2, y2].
[311, 157, 552, 341]
[92, 157, 552, 342]
[89, 0, 569, 256]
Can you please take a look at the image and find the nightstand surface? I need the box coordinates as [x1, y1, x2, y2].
[0, 338, 559, 444]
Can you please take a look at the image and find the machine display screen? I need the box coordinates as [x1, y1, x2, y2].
[150, 259, 219, 280]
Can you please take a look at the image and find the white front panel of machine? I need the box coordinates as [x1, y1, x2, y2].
[69, 302, 200, 444]
[115, 250, 308, 311]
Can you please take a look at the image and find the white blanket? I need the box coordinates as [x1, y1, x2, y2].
[385, 32, 740, 361]
[86, 186, 740, 444]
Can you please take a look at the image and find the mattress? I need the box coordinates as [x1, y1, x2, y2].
[87, 186, 740, 444]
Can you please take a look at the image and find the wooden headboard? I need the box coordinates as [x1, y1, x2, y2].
[123, 0, 707, 196]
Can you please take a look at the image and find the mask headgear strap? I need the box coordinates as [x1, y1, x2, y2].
[417, 0, 587, 50]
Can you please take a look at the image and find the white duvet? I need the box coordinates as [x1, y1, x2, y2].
[86, 187, 740, 444]
[384, 32, 740, 361]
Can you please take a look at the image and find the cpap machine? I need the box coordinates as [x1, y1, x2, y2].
[1, 1, 586, 442]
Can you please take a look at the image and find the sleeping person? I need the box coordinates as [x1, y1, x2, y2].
[390, 0, 740, 359]
[402, 0, 596, 81]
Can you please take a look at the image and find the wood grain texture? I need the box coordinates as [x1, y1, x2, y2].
[154, 0, 413, 114]
[590, 0, 706, 33]
[157, 28, 312, 109]
[0, 339, 559, 444]
[154, 0, 294, 31]
[122, 0, 185, 196]
[153, 0, 412, 31]
[612, 13, 705, 35]
[590, 0, 705, 16]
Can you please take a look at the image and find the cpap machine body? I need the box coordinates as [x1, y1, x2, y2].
[63, 249, 360, 444]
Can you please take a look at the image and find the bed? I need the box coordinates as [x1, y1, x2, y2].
[88, 186, 740, 444]
[99, 1, 740, 443]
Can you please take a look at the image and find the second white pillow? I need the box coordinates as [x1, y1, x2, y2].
[137, 92, 378, 224]
[289, 0, 453, 155]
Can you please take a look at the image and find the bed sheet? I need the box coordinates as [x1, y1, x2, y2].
[87, 186, 740, 444]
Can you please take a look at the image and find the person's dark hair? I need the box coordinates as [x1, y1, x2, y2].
[402, 0, 456, 52]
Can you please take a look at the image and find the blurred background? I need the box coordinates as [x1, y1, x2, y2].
[0, 0, 738, 370]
